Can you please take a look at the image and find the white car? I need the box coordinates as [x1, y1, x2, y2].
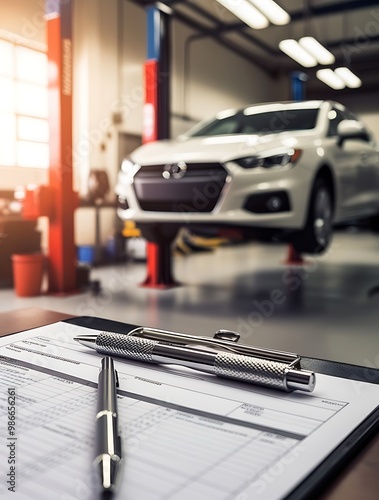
[116, 100, 379, 254]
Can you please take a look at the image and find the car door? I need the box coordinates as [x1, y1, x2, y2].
[326, 108, 363, 219]
[342, 109, 379, 214]
[348, 136, 378, 213]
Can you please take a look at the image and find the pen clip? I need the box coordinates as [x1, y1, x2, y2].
[125, 326, 301, 366]
[214, 330, 240, 342]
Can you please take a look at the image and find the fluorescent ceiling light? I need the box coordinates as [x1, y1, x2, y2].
[216, 0, 269, 29]
[299, 37, 335, 65]
[156, 2, 173, 15]
[279, 39, 317, 67]
[316, 69, 345, 90]
[251, 0, 290, 25]
[335, 67, 362, 88]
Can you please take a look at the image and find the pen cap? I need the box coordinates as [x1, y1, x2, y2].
[286, 369, 316, 392]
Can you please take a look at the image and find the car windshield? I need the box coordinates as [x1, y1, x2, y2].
[188, 107, 320, 137]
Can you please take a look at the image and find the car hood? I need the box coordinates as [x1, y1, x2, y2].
[130, 131, 317, 165]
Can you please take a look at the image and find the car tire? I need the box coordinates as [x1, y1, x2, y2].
[291, 179, 333, 255]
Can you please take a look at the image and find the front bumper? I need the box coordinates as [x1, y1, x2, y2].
[115, 160, 313, 230]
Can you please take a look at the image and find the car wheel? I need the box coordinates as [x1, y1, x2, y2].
[292, 179, 333, 255]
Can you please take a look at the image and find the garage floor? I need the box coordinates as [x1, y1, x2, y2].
[1, 227, 378, 368]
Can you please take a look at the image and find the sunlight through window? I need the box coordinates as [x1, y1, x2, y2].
[16, 82, 48, 118]
[17, 141, 49, 168]
[0, 76, 15, 113]
[0, 37, 48, 169]
[0, 113, 16, 166]
[16, 46, 48, 85]
[0, 40, 13, 78]
[18, 116, 49, 142]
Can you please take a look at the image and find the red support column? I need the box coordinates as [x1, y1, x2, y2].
[285, 244, 305, 265]
[46, 1, 77, 293]
[141, 6, 177, 288]
[143, 60, 159, 144]
[143, 242, 176, 289]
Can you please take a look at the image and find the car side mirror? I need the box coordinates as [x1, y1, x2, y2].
[337, 120, 369, 146]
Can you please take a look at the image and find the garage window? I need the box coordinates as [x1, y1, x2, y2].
[0, 38, 49, 169]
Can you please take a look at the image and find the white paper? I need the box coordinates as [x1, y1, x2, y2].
[0, 322, 378, 499]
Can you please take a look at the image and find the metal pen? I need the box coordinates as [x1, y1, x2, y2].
[76, 328, 315, 393]
[94, 357, 123, 497]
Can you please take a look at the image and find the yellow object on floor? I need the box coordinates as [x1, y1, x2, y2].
[122, 221, 141, 238]
[174, 228, 229, 255]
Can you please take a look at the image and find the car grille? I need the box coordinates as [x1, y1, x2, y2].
[133, 163, 228, 213]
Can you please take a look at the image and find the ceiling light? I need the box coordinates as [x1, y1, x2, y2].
[216, 0, 269, 30]
[156, 2, 173, 15]
[316, 69, 345, 90]
[335, 67, 362, 88]
[279, 39, 317, 67]
[299, 37, 335, 65]
[251, 0, 290, 25]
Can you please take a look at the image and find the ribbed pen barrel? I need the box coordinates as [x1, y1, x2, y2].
[95, 332, 315, 392]
[214, 352, 315, 392]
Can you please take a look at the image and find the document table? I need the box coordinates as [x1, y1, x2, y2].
[0, 308, 378, 500]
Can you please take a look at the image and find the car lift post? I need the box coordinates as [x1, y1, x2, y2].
[141, 5, 177, 288]
[45, 0, 77, 293]
[284, 245, 305, 265]
[285, 72, 309, 266]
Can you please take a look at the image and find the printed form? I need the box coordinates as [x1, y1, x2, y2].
[1, 322, 379, 500]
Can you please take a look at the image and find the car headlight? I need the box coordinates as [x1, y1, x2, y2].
[235, 149, 302, 169]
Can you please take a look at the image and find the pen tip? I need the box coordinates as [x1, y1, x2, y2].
[73, 335, 98, 347]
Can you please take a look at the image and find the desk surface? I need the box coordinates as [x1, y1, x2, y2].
[0, 308, 378, 500]
[0, 308, 73, 337]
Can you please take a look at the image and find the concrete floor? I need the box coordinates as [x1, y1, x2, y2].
[1, 227, 379, 368]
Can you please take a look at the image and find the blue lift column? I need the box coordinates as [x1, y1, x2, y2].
[142, 5, 177, 288]
[291, 71, 308, 101]
[286, 71, 309, 265]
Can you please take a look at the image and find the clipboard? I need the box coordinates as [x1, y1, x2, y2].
[64, 314, 379, 499]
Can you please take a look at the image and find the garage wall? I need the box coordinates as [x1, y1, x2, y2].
[73, 0, 120, 195]
[338, 90, 379, 139]
[117, 2, 146, 137]
[73, 0, 121, 246]
[0, 0, 45, 44]
[171, 21, 285, 137]
[120, 2, 286, 139]
[0, 0, 48, 189]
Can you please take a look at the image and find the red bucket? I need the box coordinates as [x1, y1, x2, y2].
[12, 253, 45, 297]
